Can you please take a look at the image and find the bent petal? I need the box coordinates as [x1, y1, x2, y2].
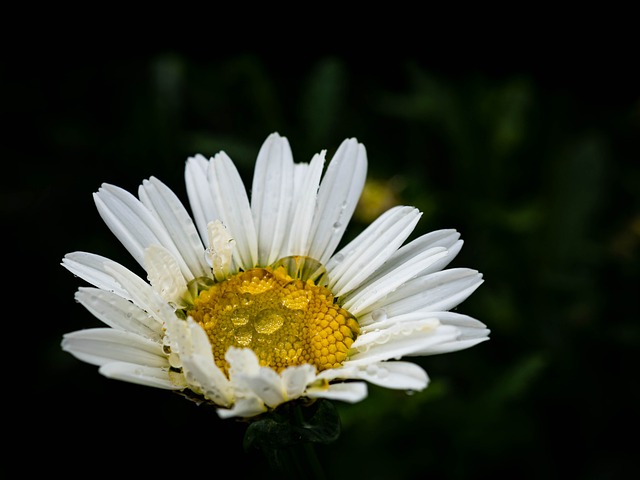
[322, 361, 429, 391]
[348, 319, 461, 365]
[62, 252, 129, 297]
[306, 381, 368, 403]
[61, 328, 168, 368]
[104, 261, 176, 324]
[217, 396, 267, 419]
[99, 362, 182, 390]
[360, 361, 429, 391]
[282, 364, 317, 399]
[75, 287, 163, 340]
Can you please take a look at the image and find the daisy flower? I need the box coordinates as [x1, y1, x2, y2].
[61, 133, 489, 419]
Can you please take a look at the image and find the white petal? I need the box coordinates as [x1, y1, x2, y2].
[226, 346, 261, 376]
[360, 361, 428, 390]
[216, 396, 267, 419]
[405, 312, 490, 355]
[411, 336, 490, 356]
[343, 246, 449, 315]
[75, 287, 163, 340]
[185, 154, 219, 244]
[186, 317, 217, 357]
[144, 245, 189, 307]
[418, 239, 464, 276]
[61, 328, 168, 367]
[206, 152, 258, 269]
[94, 183, 188, 273]
[99, 362, 181, 390]
[239, 368, 287, 408]
[327, 206, 421, 296]
[435, 311, 489, 331]
[225, 348, 284, 408]
[281, 364, 317, 399]
[104, 261, 176, 324]
[308, 138, 368, 265]
[349, 319, 460, 365]
[306, 381, 368, 403]
[182, 354, 232, 405]
[285, 152, 325, 257]
[62, 252, 128, 297]
[178, 319, 233, 406]
[251, 133, 295, 266]
[207, 220, 235, 281]
[225, 347, 287, 408]
[322, 361, 429, 391]
[348, 229, 460, 292]
[378, 229, 461, 274]
[358, 268, 484, 325]
[363, 310, 488, 336]
[139, 177, 210, 279]
[356, 314, 441, 336]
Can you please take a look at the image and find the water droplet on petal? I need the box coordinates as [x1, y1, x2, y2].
[375, 332, 390, 344]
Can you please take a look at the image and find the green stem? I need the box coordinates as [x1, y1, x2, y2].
[245, 400, 339, 479]
[292, 404, 327, 480]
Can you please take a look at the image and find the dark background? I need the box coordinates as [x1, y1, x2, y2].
[4, 52, 638, 478]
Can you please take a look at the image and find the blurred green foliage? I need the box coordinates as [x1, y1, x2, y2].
[4, 53, 638, 479]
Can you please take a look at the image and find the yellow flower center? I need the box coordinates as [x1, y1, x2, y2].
[186, 264, 359, 376]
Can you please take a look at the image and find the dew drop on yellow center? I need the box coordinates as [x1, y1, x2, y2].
[186, 266, 359, 376]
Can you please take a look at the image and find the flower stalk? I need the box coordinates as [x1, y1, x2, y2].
[243, 399, 340, 479]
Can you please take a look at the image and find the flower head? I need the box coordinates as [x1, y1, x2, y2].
[61, 133, 489, 419]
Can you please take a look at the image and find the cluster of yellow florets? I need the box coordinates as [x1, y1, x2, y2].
[187, 266, 359, 376]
